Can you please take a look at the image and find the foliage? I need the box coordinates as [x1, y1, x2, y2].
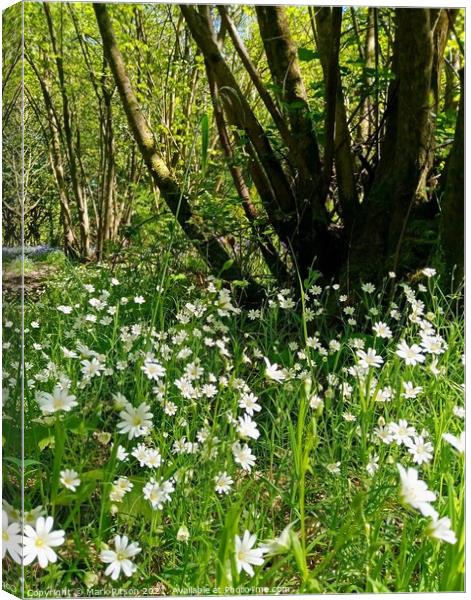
[6, 4, 463, 283]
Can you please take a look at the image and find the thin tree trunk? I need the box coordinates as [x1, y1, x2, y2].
[217, 6, 297, 171]
[43, 3, 91, 258]
[358, 8, 375, 143]
[25, 55, 78, 256]
[70, 3, 119, 259]
[93, 3, 259, 293]
[255, 6, 322, 178]
[444, 49, 460, 111]
[314, 8, 359, 231]
[255, 6, 340, 278]
[180, 5, 297, 220]
[206, 62, 289, 282]
[100, 89, 116, 257]
[415, 9, 453, 200]
[45, 114, 78, 256]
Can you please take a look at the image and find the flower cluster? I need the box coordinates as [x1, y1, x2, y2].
[2, 265, 463, 591]
[2, 508, 65, 568]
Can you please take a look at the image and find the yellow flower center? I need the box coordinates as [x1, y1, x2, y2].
[3, 531, 9, 541]
[35, 538, 45, 548]
[116, 551, 127, 561]
[132, 416, 142, 426]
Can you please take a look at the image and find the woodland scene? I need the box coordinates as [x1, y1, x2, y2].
[2, 2, 465, 596]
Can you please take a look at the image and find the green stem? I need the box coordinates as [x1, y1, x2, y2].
[51, 418, 66, 513]
[98, 435, 119, 540]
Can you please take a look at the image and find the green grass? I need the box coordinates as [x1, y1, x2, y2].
[3, 255, 35, 275]
[1, 258, 464, 595]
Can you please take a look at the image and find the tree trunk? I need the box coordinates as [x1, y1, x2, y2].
[358, 8, 375, 144]
[180, 6, 297, 221]
[255, 6, 322, 178]
[347, 9, 435, 281]
[444, 49, 460, 111]
[43, 3, 91, 258]
[93, 3, 260, 296]
[314, 8, 359, 232]
[415, 9, 453, 199]
[101, 90, 116, 257]
[205, 61, 289, 283]
[217, 6, 293, 158]
[185, 5, 344, 280]
[254, 6, 340, 279]
[25, 54, 78, 256]
[46, 117, 78, 257]
[440, 68, 464, 284]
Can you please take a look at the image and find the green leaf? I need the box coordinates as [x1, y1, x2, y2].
[3, 456, 42, 469]
[298, 48, 319, 62]
[118, 478, 154, 520]
[220, 259, 234, 274]
[290, 529, 308, 581]
[368, 578, 391, 593]
[81, 469, 104, 482]
[231, 279, 249, 289]
[54, 482, 96, 506]
[38, 435, 55, 451]
[51, 421, 66, 502]
[216, 503, 240, 588]
[287, 100, 307, 110]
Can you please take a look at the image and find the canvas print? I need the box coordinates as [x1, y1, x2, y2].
[2, 2, 465, 597]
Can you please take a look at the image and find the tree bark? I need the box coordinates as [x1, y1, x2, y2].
[69, 4, 121, 259]
[440, 68, 464, 284]
[217, 6, 293, 157]
[180, 5, 297, 222]
[358, 8, 375, 144]
[255, 6, 322, 179]
[444, 49, 460, 111]
[254, 6, 340, 279]
[415, 9, 454, 199]
[314, 8, 359, 231]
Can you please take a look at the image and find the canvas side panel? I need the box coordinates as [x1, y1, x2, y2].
[2, 1, 25, 598]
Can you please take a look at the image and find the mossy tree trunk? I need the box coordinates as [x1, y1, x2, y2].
[346, 9, 446, 280]
[440, 69, 464, 285]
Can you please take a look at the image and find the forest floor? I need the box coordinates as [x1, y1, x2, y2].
[2, 249, 64, 299]
[2, 262, 58, 298]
